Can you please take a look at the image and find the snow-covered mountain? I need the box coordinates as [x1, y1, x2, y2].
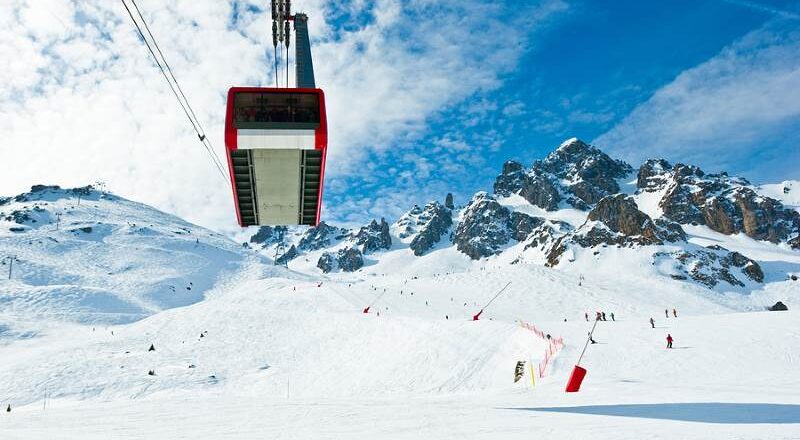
[247, 138, 800, 295]
[1, 142, 799, 440]
[0, 185, 255, 324]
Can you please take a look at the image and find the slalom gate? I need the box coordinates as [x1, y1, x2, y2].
[518, 320, 564, 378]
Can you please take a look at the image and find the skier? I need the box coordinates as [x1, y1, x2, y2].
[588, 332, 597, 344]
[610, 312, 615, 321]
[672, 308, 677, 318]
[665, 309, 669, 318]
[666, 334, 674, 349]
[584, 312, 589, 322]
[601, 312, 607, 321]
[6, 404, 10, 412]
[649, 317, 655, 329]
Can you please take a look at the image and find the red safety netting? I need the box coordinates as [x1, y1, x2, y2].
[518, 320, 564, 378]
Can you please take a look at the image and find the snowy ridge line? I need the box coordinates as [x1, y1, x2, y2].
[518, 320, 563, 378]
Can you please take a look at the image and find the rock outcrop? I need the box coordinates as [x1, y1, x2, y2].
[452, 192, 543, 259]
[653, 246, 764, 288]
[317, 247, 364, 273]
[351, 218, 392, 254]
[275, 245, 299, 265]
[768, 301, 788, 311]
[546, 195, 685, 266]
[298, 221, 348, 251]
[639, 160, 800, 247]
[445, 193, 455, 210]
[249, 226, 287, 246]
[408, 202, 453, 256]
[493, 139, 632, 211]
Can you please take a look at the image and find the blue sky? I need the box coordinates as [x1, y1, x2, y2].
[323, 0, 800, 224]
[1, 0, 798, 231]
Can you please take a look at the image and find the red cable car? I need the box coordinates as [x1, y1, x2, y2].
[224, 87, 327, 226]
[225, 5, 327, 227]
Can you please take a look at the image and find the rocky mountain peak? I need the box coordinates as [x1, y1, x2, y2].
[351, 218, 392, 254]
[644, 161, 800, 247]
[298, 221, 348, 251]
[452, 192, 543, 259]
[249, 225, 287, 246]
[493, 139, 633, 211]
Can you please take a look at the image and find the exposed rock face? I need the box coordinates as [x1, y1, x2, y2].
[298, 221, 348, 251]
[394, 205, 424, 239]
[493, 160, 562, 211]
[492, 139, 632, 211]
[537, 139, 633, 208]
[493, 161, 526, 196]
[641, 160, 800, 247]
[352, 218, 392, 254]
[408, 202, 453, 256]
[445, 193, 455, 210]
[336, 247, 364, 272]
[275, 245, 298, 265]
[317, 252, 335, 273]
[249, 226, 287, 246]
[637, 159, 672, 191]
[317, 247, 364, 273]
[519, 174, 561, 211]
[452, 192, 543, 259]
[587, 194, 666, 244]
[546, 195, 685, 266]
[653, 246, 764, 288]
[654, 218, 687, 242]
[588, 194, 686, 244]
[768, 301, 788, 311]
[523, 221, 572, 252]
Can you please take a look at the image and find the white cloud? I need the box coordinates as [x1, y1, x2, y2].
[595, 20, 800, 181]
[0, 0, 566, 232]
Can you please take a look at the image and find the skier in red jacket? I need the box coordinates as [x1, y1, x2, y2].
[666, 334, 674, 349]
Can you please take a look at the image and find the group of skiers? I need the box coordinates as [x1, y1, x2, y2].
[585, 311, 615, 322]
[648, 308, 679, 349]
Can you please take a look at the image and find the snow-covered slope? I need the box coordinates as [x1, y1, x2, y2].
[1, 142, 799, 439]
[0, 185, 253, 324]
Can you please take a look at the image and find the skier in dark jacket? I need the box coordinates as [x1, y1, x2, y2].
[650, 317, 655, 329]
[666, 334, 674, 349]
[665, 309, 669, 318]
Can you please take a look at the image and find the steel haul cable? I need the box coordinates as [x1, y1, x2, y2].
[120, 0, 228, 180]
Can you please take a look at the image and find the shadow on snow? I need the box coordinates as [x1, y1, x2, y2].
[502, 402, 800, 424]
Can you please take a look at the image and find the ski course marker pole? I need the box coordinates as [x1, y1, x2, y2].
[472, 282, 511, 321]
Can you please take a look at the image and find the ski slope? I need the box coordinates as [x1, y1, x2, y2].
[2, 271, 798, 439]
[1, 187, 799, 439]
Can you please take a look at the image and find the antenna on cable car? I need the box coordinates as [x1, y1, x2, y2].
[272, 0, 294, 88]
[285, 0, 291, 88]
[271, 0, 279, 87]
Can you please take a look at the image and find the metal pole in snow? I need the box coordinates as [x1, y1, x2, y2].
[472, 282, 512, 320]
[576, 317, 599, 366]
[6, 256, 17, 280]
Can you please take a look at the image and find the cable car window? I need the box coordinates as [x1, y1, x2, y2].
[233, 92, 320, 129]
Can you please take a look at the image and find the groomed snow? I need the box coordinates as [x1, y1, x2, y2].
[1, 188, 799, 439]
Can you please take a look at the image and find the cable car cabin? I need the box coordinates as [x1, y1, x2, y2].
[225, 87, 327, 226]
